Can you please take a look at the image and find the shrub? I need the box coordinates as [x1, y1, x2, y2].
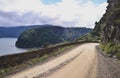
[100, 42, 120, 58]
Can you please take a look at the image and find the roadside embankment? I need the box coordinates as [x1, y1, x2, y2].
[0, 41, 98, 77]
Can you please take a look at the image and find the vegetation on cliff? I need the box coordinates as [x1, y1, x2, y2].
[77, 0, 120, 59]
[94, 0, 120, 59]
[99, 0, 120, 59]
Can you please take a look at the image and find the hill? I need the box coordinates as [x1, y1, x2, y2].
[16, 26, 91, 48]
[0, 25, 53, 38]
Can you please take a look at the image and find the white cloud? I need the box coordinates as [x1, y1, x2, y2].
[0, 0, 108, 28]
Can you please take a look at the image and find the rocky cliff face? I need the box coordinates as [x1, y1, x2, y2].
[92, 0, 120, 58]
[102, 0, 120, 43]
[93, 0, 120, 44]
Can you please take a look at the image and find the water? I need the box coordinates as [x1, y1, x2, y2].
[0, 38, 27, 56]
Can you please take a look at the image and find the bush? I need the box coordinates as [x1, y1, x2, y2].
[100, 42, 120, 59]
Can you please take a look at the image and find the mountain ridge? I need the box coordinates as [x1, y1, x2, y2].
[0, 25, 54, 38]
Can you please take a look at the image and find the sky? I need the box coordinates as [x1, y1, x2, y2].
[0, 0, 108, 28]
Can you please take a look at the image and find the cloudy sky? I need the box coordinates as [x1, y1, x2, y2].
[0, 0, 107, 28]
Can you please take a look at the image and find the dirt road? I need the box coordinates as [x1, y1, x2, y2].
[47, 43, 98, 78]
[8, 43, 120, 78]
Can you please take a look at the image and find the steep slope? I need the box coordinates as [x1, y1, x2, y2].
[77, 0, 120, 59]
[16, 26, 91, 48]
[0, 25, 52, 38]
[101, 0, 120, 43]
[93, 0, 120, 58]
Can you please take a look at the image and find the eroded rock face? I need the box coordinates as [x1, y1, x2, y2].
[94, 0, 120, 44]
[102, 24, 120, 43]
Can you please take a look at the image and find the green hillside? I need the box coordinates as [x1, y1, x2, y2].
[16, 26, 91, 48]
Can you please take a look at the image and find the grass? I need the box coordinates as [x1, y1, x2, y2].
[29, 45, 75, 64]
[0, 45, 76, 77]
[77, 34, 100, 42]
[100, 42, 120, 59]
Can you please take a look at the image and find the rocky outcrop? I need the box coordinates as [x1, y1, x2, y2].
[102, 0, 120, 43]
[91, 0, 120, 58]
[93, 0, 120, 44]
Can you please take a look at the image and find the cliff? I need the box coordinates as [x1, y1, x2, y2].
[101, 0, 120, 43]
[93, 0, 120, 58]
[78, 0, 120, 59]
